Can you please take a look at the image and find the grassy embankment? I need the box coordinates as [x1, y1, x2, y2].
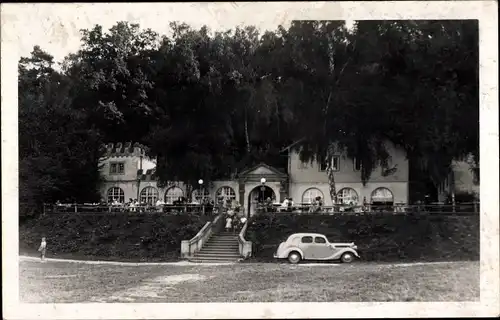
[19, 212, 212, 262]
[245, 212, 479, 262]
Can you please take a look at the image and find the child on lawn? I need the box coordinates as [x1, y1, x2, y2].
[38, 237, 47, 262]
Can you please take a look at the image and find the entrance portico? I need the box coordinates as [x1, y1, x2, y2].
[237, 163, 288, 217]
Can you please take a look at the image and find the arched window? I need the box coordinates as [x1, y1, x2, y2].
[164, 187, 184, 204]
[215, 186, 236, 204]
[140, 187, 158, 205]
[302, 188, 324, 204]
[337, 188, 359, 205]
[192, 188, 210, 203]
[107, 187, 125, 203]
[371, 187, 394, 204]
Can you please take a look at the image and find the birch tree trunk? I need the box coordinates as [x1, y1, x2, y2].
[326, 143, 338, 211]
[244, 105, 251, 153]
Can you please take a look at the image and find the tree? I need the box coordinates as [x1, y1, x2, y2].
[64, 22, 161, 142]
[144, 20, 479, 204]
[21, 20, 479, 209]
[146, 23, 292, 194]
[144, 24, 234, 195]
[267, 21, 393, 206]
[19, 46, 103, 217]
[351, 20, 479, 198]
[270, 20, 479, 204]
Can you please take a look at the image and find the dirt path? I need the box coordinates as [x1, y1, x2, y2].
[20, 255, 235, 266]
[20, 255, 458, 267]
[90, 274, 214, 302]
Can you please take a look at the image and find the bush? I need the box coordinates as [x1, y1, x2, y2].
[19, 213, 211, 261]
[246, 212, 479, 262]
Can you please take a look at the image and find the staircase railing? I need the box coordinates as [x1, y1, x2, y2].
[181, 213, 222, 259]
[238, 220, 252, 259]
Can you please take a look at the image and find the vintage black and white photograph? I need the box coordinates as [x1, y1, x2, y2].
[2, 1, 498, 319]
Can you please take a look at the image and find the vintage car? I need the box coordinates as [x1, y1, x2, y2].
[273, 233, 360, 264]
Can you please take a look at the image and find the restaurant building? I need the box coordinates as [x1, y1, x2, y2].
[99, 141, 420, 216]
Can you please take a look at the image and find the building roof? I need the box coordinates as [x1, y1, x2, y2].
[101, 142, 147, 157]
[237, 162, 287, 178]
[137, 168, 157, 181]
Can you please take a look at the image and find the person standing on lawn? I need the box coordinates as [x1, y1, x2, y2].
[38, 237, 47, 262]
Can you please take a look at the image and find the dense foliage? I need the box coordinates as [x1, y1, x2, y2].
[19, 47, 103, 217]
[19, 20, 479, 210]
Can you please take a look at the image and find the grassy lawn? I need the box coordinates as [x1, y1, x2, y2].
[20, 259, 479, 303]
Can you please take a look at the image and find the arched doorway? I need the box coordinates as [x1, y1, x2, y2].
[302, 188, 324, 204]
[140, 186, 159, 205]
[164, 186, 184, 204]
[215, 186, 237, 205]
[370, 187, 394, 211]
[191, 188, 210, 203]
[337, 188, 359, 205]
[107, 187, 125, 203]
[248, 185, 276, 217]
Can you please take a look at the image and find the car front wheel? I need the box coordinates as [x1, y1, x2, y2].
[288, 252, 301, 264]
[341, 252, 355, 263]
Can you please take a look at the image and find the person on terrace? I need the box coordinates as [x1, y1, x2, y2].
[225, 215, 233, 232]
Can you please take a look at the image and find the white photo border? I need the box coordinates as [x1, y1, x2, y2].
[2, 1, 498, 318]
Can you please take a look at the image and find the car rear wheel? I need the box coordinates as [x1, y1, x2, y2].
[288, 252, 301, 264]
[341, 252, 355, 263]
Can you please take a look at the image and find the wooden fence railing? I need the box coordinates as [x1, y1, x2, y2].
[258, 202, 480, 215]
[41, 201, 479, 216]
[42, 203, 219, 215]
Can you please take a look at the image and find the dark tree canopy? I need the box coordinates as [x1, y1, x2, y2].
[19, 46, 103, 216]
[19, 20, 479, 208]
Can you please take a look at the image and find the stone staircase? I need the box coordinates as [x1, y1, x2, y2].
[189, 231, 241, 263]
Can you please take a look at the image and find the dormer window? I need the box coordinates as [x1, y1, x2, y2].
[110, 162, 125, 175]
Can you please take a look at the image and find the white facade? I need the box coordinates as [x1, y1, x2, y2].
[99, 141, 410, 211]
[286, 141, 410, 205]
[99, 141, 478, 213]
